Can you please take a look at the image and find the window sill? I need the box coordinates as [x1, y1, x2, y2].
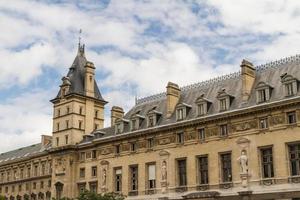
[196, 184, 209, 191]
[175, 186, 187, 193]
[145, 189, 156, 195]
[260, 178, 275, 186]
[288, 176, 300, 183]
[128, 190, 138, 196]
[219, 182, 233, 189]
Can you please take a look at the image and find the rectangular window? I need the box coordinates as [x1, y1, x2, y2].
[56, 137, 59, 146]
[80, 152, 86, 161]
[66, 106, 70, 114]
[79, 168, 85, 178]
[48, 180, 51, 187]
[34, 165, 38, 176]
[131, 142, 137, 152]
[78, 184, 86, 194]
[198, 103, 205, 115]
[116, 123, 122, 134]
[130, 165, 138, 191]
[92, 150, 97, 159]
[148, 138, 154, 149]
[115, 145, 120, 155]
[148, 115, 154, 127]
[286, 82, 294, 96]
[33, 182, 36, 189]
[90, 182, 97, 193]
[7, 172, 10, 181]
[57, 109, 61, 117]
[94, 124, 98, 130]
[221, 153, 232, 182]
[95, 110, 98, 118]
[20, 169, 23, 179]
[65, 135, 69, 145]
[91, 166, 97, 177]
[198, 156, 209, 184]
[18, 185, 21, 192]
[41, 164, 45, 176]
[41, 181, 44, 189]
[79, 106, 83, 115]
[86, 152, 92, 159]
[131, 119, 137, 130]
[177, 132, 184, 144]
[289, 143, 300, 176]
[66, 120, 69, 129]
[259, 118, 268, 129]
[220, 124, 228, 137]
[27, 167, 31, 178]
[56, 123, 60, 131]
[198, 128, 205, 141]
[177, 108, 184, 120]
[258, 89, 267, 102]
[287, 112, 297, 124]
[147, 164, 156, 189]
[115, 168, 122, 192]
[261, 147, 274, 178]
[220, 98, 227, 111]
[13, 170, 17, 180]
[12, 185, 15, 192]
[177, 159, 187, 186]
[79, 120, 82, 129]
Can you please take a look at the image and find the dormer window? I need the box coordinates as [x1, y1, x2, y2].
[255, 82, 272, 103]
[176, 103, 192, 121]
[195, 94, 211, 116]
[217, 89, 234, 112]
[130, 111, 145, 131]
[146, 106, 162, 127]
[281, 73, 298, 97]
[115, 119, 129, 134]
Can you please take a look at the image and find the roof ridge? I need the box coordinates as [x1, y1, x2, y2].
[136, 54, 300, 105]
[0, 143, 41, 155]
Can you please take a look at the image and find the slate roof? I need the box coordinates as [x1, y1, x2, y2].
[82, 54, 300, 143]
[0, 143, 51, 165]
[53, 45, 105, 102]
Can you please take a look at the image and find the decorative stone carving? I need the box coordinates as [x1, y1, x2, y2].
[186, 131, 196, 140]
[138, 141, 146, 148]
[232, 120, 257, 132]
[158, 136, 175, 145]
[237, 150, 248, 174]
[271, 114, 285, 126]
[161, 160, 167, 181]
[182, 191, 220, 199]
[207, 127, 218, 137]
[101, 147, 112, 155]
[121, 144, 130, 151]
[100, 160, 109, 192]
[55, 158, 66, 176]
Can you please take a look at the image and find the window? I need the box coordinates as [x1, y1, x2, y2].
[95, 110, 98, 118]
[34, 165, 38, 176]
[258, 89, 267, 102]
[92, 150, 97, 159]
[79, 120, 83, 129]
[90, 182, 97, 193]
[197, 103, 205, 115]
[177, 159, 187, 186]
[56, 123, 60, 131]
[18, 185, 22, 192]
[48, 180, 51, 187]
[148, 115, 154, 127]
[198, 156, 208, 184]
[41, 164, 45, 176]
[116, 123, 122, 134]
[66, 106, 70, 114]
[221, 153, 232, 182]
[177, 108, 184, 120]
[80, 152, 86, 161]
[78, 183, 86, 194]
[20, 169, 23, 179]
[65, 135, 69, 145]
[94, 124, 98, 130]
[220, 124, 228, 137]
[198, 128, 205, 141]
[86, 152, 92, 159]
[41, 181, 44, 189]
[115, 145, 120, 155]
[56, 137, 59, 146]
[289, 143, 300, 176]
[131, 119, 137, 130]
[57, 109, 60, 117]
[287, 112, 297, 124]
[130, 166, 138, 191]
[219, 98, 227, 111]
[259, 118, 268, 129]
[79, 106, 83, 115]
[261, 148, 274, 178]
[79, 168, 85, 178]
[33, 182, 36, 189]
[7, 172, 10, 181]
[177, 132, 184, 144]
[13, 170, 17, 180]
[286, 82, 295, 96]
[12, 185, 15, 192]
[5, 187, 8, 193]
[91, 166, 97, 177]
[147, 164, 156, 189]
[131, 142, 137, 152]
[148, 138, 154, 149]
[115, 168, 122, 192]
[66, 120, 69, 129]
[27, 167, 31, 178]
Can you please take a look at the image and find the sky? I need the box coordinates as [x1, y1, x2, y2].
[0, 0, 299, 153]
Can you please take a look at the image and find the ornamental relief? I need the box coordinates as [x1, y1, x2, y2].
[271, 114, 285, 126]
[138, 140, 147, 148]
[157, 135, 176, 145]
[231, 120, 257, 132]
[101, 147, 112, 155]
[185, 131, 196, 140]
[206, 127, 218, 137]
[121, 144, 130, 151]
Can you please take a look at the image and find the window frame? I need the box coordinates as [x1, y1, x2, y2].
[220, 152, 232, 183]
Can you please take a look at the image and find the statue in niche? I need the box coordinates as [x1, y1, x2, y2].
[161, 160, 167, 181]
[102, 168, 107, 187]
[237, 150, 248, 174]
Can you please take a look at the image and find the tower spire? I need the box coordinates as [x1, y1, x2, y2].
[78, 29, 85, 56]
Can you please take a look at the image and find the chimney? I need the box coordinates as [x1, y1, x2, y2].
[166, 82, 181, 118]
[84, 61, 95, 97]
[241, 59, 255, 101]
[111, 106, 124, 126]
[41, 135, 52, 148]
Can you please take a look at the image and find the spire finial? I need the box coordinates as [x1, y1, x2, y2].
[78, 29, 82, 46]
[77, 29, 85, 56]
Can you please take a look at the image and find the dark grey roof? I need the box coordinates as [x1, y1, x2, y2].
[86, 54, 300, 142]
[54, 45, 105, 102]
[0, 143, 50, 165]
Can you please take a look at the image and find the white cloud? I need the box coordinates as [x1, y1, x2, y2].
[0, 90, 53, 153]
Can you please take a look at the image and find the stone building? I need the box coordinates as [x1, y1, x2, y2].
[1, 44, 300, 200]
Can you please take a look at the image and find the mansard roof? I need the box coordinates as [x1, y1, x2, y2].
[81, 54, 300, 144]
[52, 44, 105, 102]
[0, 143, 51, 165]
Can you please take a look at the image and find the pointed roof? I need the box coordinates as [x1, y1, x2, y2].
[52, 44, 106, 103]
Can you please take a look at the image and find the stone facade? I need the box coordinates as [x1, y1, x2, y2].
[1, 46, 300, 200]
